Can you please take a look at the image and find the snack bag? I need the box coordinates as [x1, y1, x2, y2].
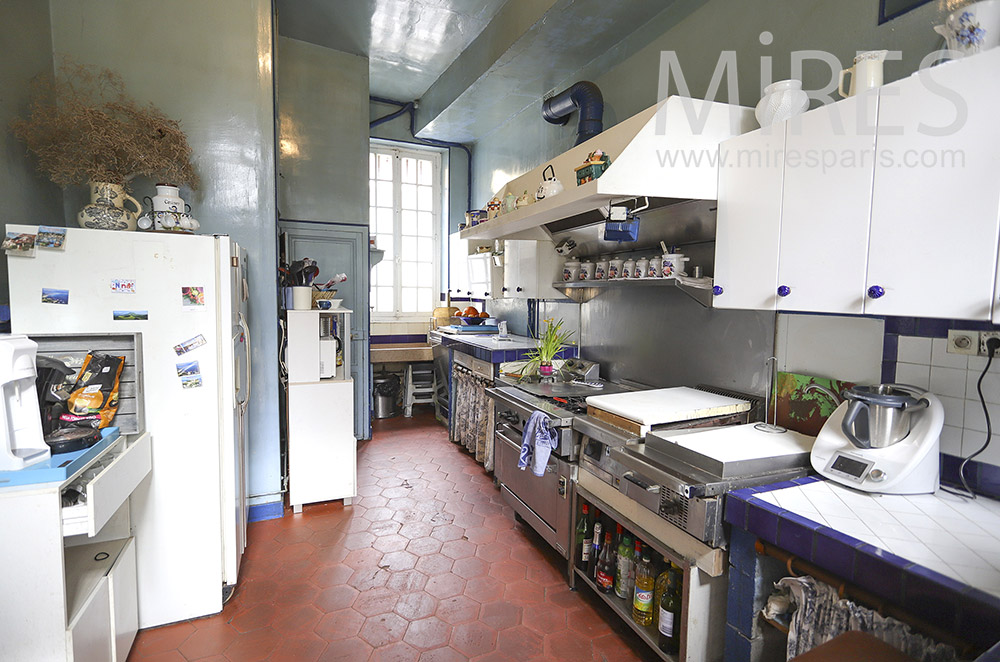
[61, 352, 125, 429]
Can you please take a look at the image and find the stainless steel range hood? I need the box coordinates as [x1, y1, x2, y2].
[461, 96, 756, 242]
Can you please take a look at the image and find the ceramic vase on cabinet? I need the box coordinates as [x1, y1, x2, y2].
[755, 80, 809, 128]
[150, 184, 189, 213]
[935, 0, 1000, 57]
[77, 182, 142, 231]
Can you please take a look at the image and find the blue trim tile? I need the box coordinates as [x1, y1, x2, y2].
[881, 360, 896, 384]
[776, 512, 822, 559]
[882, 333, 898, 362]
[746, 504, 780, 543]
[728, 527, 758, 573]
[728, 488, 755, 502]
[958, 591, 1000, 650]
[726, 569, 755, 636]
[248, 501, 284, 523]
[916, 318, 949, 338]
[792, 476, 822, 486]
[724, 624, 752, 662]
[724, 497, 748, 528]
[810, 526, 857, 580]
[978, 462, 1000, 500]
[901, 564, 963, 632]
[853, 545, 904, 603]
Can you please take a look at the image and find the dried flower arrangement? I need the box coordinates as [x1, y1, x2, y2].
[10, 60, 199, 190]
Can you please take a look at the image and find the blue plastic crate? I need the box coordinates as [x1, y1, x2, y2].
[604, 218, 639, 242]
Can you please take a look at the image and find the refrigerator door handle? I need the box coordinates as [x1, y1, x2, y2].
[238, 311, 252, 413]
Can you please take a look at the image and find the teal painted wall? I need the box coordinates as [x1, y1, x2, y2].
[0, 0, 62, 304]
[49, 0, 282, 503]
[472, 0, 951, 204]
[277, 37, 369, 225]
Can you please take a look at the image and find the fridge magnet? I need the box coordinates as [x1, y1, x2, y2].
[112, 310, 148, 321]
[181, 374, 203, 389]
[41, 288, 69, 305]
[3, 231, 37, 257]
[173, 334, 207, 356]
[176, 360, 201, 377]
[181, 286, 205, 307]
[110, 279, 136, 294]
[36, 226, 67, 250]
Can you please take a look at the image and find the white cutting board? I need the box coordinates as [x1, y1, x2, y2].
[658, 424, 815, 462]
[585, 387, 750, 427]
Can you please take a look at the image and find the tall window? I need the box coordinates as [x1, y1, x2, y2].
[369, 143, 441, 318]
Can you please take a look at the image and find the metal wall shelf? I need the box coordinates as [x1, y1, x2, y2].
[552, 278, 713, 307]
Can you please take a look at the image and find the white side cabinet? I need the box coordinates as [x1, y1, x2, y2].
[0, 432, 149, 662]
[866, 49, 1000, 320]
[448, 232, 470, 298]
[286, 309, 356, 512]
[502, 239, 567, 299]
[713, 126, 785, 310]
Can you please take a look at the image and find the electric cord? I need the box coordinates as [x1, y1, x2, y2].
[941, 336, 1000, 499]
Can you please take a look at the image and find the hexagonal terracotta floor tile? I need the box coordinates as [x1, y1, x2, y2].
[463, 575, 505, 604]
[342, 531, 377, 550]
[229, 603, 277, 633]
[310, 563, 354, 588]
[369, 520, 404, 538]
[434, 594, 478, 625]
[416, 645, 466, 662]
[314, 609, 365, 641]
[399, 522, 435, 540]
[502, 580, 544, 605]
[318, 636, 374, 662]
[271, 604, 324, 634]
[403, 615, 452, 650]
[370, 640, 420, 662]
[359, 612, 408, 647]
[475, 541, 509, 563]
[478, 601, 522, 631]
[449, 621, 498, 658]
[275, 582, 320, 606]
[177, 623, 238, 659]
[522, 603, 568, 636]
[343, 548, 384, 570]
[487, 560, 526, 584]
[222, 625, 282, 660]
[546, 629, 595, 661]
[430, 524, 465, 542]
[394, 591, 438, 621]
[372, 533, 409, 553]
[452, 556, 489, 580]
[347, 567, 390, 591]
[315, 584, 360, 612]
[414, 553, 454, 576]
[439, 539, 476, 560]
[386, 569, 428, 593]
[406, 536, 442, 556]
[353, 587, 401, 617]
[381, 550, 418, 571]
[425, 573, 466, 599]
[568, 604, 614, 637]
[268, 631, 328, 662]
[496, 625, 543, 659]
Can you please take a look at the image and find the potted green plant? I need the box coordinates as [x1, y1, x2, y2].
[524, 318, 574, 377]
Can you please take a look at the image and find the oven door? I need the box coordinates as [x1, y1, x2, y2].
[494, 422, 573, 557]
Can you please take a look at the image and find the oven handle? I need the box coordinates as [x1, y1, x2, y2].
[610, 447, 706, 498]
[622, 471, 660, 493]
[573, 414, 642, 447]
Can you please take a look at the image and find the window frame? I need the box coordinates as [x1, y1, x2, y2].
[369, 141, 443, 321]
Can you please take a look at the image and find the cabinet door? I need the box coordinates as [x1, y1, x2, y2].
[777, 92, 878, 314]
[448, 232, 469, 298]
[288, 381, 356, 507]
[532, 240, 567, 300]
[867, 50, 1000, 319]
[467, 255, 493, 300]
[713, 127, 785, 310]
[69, 578, 112, 662]
[502, 240, 522, 298]
[108, 538, 138, 662]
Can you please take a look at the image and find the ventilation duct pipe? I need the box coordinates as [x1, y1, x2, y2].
[541, 81, 604, 146]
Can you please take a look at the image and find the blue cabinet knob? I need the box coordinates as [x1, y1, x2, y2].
[867, 285, 885, 299]
[777, 285, 791, 297]
[712, 285, 724, 296]
[516, 287, 523, 293]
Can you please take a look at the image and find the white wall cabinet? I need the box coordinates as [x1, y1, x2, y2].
[713, 126, 785, 310]
[502, 239, 567, 299]
[715, 49, 1000, 320]
[448, 232, 470, 298]
[865, 50, 1000, 320]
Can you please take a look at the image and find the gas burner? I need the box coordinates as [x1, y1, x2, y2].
[549, 396, 589, 414]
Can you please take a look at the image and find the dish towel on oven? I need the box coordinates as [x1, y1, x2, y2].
[519, 411, 557, 477]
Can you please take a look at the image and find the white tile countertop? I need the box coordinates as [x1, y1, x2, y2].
[754, 480, 1000, 597]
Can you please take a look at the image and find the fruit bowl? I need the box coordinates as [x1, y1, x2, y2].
[459, 316, 487, 326]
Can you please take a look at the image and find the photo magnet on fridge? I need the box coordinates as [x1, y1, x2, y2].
[41, 288, 69, 305]
[110, 279, 136, 294]
[36, 226, 67, 250]
[4, 231, 37, 257]
[181, 286, 205, 307]
[173, 334, 207, 356]
[176, 360, 201, 377]
[181, 375, 203, 389]
[113, 310, 148, 321]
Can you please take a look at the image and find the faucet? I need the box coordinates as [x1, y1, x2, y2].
[804, 383, 842, 406]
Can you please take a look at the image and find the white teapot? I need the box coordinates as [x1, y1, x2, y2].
[535, 165, 564, 200]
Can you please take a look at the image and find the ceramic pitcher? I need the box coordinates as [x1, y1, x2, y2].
[934, 1, 1000, 58]
[77, 182, 142, 231]
[838, 50, 888, 98]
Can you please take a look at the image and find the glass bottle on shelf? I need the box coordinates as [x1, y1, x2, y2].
[658, 564, 682, 654]
[653, 558, 672, 630]
[595, 531, 615, 593]
[614, 533, 634, 600]
[576, 504, 591, 571]
[587, 509, 603, 580]
[632, 544, 655, 626]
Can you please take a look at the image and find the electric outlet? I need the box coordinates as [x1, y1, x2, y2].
[948, 329, 980, 355]
[981, 331, 1000, 355]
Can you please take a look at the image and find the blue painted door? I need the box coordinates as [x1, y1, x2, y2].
[280, 220, 371, 440]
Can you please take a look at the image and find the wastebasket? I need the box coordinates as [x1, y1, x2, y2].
[373, 374, 401, 419]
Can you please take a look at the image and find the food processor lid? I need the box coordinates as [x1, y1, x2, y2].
[844, 384, 924, 409]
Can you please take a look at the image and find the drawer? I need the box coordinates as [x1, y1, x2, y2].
[63, 433, 152, 537]
[453, 350, 493, 379]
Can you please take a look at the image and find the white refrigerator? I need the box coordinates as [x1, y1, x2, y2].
[8, 228, 251, 628]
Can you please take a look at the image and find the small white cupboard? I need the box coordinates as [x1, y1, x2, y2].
[714, 48, 1000, 320]
[502, 239, 567, 299]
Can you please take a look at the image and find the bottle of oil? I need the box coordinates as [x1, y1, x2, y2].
[631, 545, 655, 626]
